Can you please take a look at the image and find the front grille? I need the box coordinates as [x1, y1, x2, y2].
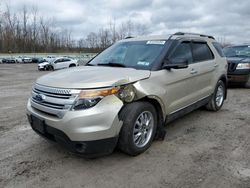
[31, 84, 79, 118]
[227, 61, 238, 73]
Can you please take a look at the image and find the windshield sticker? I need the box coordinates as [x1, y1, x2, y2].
[146, 40, 165, 45]
[137, 61, 150, 66]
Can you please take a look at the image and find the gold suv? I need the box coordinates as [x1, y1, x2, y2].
[27, 32, 228, 157]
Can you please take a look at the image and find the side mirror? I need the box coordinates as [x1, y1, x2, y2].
[162, 58, 188, 69]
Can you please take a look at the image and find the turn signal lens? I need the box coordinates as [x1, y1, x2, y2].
[78, 87, 120, 99]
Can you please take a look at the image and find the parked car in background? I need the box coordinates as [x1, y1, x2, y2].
[44, 56, 56, 62]
[49, 57, 78, 70]
[1, 58, 7, 63]
[32, 57, 46, 64]
[223, 45, 250, 87]
[38, 61, 50, 71]
[2, 58, 16, 63]
[22, 57, 32, 63]
[15, 56, 23, 63]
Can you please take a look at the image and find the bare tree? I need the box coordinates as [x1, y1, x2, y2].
[99, 28, 110, 49]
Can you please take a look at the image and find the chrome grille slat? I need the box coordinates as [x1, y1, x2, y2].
[31, 91, 75, 105]
[34, 84, 72, 95]
[33, 88, 71, 98]
[30, 84, 79, 118]
[32, 99, 64, 109]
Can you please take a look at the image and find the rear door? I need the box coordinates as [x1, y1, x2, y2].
[191, 41, 216, 99]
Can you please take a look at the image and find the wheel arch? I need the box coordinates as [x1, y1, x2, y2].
[136, 96, 166, 140]
[69, 63, 76, 67]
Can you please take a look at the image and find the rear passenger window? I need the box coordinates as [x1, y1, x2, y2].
[170, 42, 193, 63]
[192, 42, 214, 62]
[63, 58, 70, 62]
[212, 42, 225, 57]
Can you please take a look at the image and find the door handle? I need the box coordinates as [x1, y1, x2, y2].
[214, 63, 218, 67]
[190, 69, 198, 74]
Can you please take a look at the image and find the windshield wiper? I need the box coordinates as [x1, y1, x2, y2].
[97, 62, 126, 67]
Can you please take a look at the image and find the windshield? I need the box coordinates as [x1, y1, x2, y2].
[223, 46, 250, 58]
[88, 40, 166, 70]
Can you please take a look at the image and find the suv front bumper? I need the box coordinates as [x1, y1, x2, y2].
[228, 69, 250, 84]
[27, 95, 124, 156]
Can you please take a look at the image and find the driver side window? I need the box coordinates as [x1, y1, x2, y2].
[170, 42, 193, 63]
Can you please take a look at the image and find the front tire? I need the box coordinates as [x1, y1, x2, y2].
[206, 80, 225, 111]
[244, 76, 250, 88]
[118, 102, 157, 156]
[47, 65, 54, 71]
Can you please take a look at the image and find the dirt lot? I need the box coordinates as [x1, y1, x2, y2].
[0, 64, 249, 188]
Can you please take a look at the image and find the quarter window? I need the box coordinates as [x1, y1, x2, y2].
[192, 42, 214, 62]
[63, 58, 71, 62]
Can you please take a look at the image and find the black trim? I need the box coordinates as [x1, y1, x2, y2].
[27, 114, 118, 157]
[165, 95, 212, 124]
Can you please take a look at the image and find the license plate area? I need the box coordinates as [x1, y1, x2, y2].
[31, 115, 45, 134]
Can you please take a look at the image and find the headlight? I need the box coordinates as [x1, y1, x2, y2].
[72, 87, 120, 110]
[72, 97, 102, 110]
[236, 63, 250, 70]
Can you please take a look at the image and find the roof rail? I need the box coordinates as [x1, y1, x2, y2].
[170, 32, 215, 40]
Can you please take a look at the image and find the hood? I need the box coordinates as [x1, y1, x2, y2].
[36, 66, 150, 89]
[226, 57, 250, 63]
[38, 62, 49, 66]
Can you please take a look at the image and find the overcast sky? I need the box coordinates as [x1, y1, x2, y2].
[2, 0, 250, 44]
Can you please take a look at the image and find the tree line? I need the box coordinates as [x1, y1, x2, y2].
[0, 4, 148, 53]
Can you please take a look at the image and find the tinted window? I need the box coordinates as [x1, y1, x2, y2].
[63, 58, 71, 62]
[170, 42, 193, 63]
[54, 59, 62, 64]
[192, 42, 214, 62]
[212, 42, 225, 57]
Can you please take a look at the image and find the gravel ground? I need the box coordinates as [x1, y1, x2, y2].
[0, 64, 249, 188]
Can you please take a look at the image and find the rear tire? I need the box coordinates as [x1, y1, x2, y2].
[118, 102, 157, 156]
[206, 80, 225, 111]
[69, 64, 76, 68]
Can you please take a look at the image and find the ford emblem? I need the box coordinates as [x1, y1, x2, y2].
[35, 94, 46, 102]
